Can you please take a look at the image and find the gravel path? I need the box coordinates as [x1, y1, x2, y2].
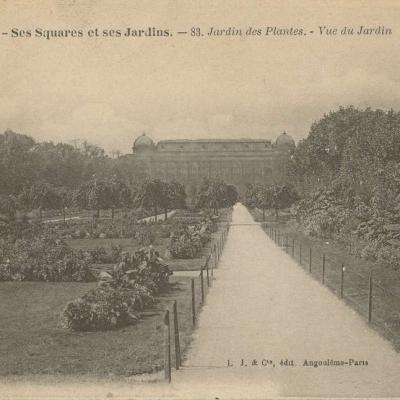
[170, 203, 400, 398]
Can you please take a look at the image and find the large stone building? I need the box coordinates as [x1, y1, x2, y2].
[129, 132, 295, 195]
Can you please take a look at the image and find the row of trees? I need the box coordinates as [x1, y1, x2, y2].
[245, 183, 299, 220]
[134, 179, 187, 222]
[0, 130, 193, 223]
[0, 129, 248, 223]
[0, 178, 188, 223]
[195, 179, 238, 214]
[0, 129, 114, 196]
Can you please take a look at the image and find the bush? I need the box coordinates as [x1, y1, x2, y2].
[168, 220, 212, 259]
[62, 246, 172, 331]
[169, 236, 202, 259]
[135, 227, 156, 246]
[0, 237, 94, 282]
[61, 286, 142, 331]
[377, 246, 400, 270]
[88, 244, 122, 264]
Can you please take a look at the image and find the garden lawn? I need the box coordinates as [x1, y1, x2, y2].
[0, 276, 202, 376]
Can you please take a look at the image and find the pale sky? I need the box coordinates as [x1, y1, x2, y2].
[1, 0, 400, 154]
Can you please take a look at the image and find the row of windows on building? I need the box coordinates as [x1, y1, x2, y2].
[147, 161, 273, 178]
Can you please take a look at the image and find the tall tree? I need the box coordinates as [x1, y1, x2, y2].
[135, 179, 165, 222]
[18, 182, 61, 220]
[195, 179, 238, 214]
[108, 176, 132, 219]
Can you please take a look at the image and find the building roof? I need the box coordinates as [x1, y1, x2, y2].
[275, 131, 295, 147]
[158, 138, 272, 144]
[133, 133, 155, 149]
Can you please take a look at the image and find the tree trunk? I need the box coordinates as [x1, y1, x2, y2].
[39, 208, 42, 221]
[97, 208, 100, 218]
[62, 207, 66, 225]
[275, 208, 279, 221]
[111, 208, 115, 219]
[164, 208, 168, 220]
[154, 205, 158, 223]
[262, 208, 265, 221]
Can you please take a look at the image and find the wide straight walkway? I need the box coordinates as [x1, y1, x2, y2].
[170, 203, 400, 398]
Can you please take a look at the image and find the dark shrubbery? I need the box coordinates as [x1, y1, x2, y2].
[292, 187, 400, 270]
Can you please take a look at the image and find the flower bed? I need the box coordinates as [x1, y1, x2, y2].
[168, 220, 212, 259]
[0, 237, 94, 282]
[87, 244, 122, 264]
[62, 247, 172, 331]
[13, 218, 159, 244]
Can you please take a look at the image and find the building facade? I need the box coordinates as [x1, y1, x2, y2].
[129, 132, 295, 195]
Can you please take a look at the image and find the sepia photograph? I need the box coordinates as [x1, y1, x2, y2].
[0, 0, 400, 398]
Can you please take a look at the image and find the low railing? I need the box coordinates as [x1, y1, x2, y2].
[262, 223, 400, 351]
[163, 215, 232, 382]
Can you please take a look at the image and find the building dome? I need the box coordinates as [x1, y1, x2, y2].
[276, 131, 295, 147]
[133, 133, 155, 152]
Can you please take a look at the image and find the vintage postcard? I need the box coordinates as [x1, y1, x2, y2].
[0, 0, 400, 399]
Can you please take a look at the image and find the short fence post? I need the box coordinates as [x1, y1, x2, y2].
[368, 273, 373, 323]
[292, 238, 295, 257]
[191, 278, 196, 326]
[211, 251, 214, 278]
[309, 248, 312, 273]
[200, 267, 205, 304]
[164, 310, 171, 382]
[300, 243, 302, 265]
[206, 260, 210, 288]
[173, 300, 181, 370]
[322, 254, 325, 285]
[340, 263, 344, 299]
